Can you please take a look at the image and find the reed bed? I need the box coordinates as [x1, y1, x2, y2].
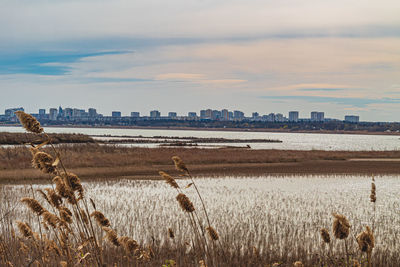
[0, 112, 399, 266]
[1, 175, 400, 266]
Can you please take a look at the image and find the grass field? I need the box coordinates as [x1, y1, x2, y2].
[1, 175, 398, 266]
[0, 112, 397, 266]
[1, 144, 400, 183]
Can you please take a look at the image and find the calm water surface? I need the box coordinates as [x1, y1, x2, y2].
[1, 126, 399, 151]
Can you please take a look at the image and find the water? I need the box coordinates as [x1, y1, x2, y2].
[1, 126, 399, 151]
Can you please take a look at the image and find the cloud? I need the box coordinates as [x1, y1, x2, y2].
[0, 51, 128, 76]
[260, 95, 400, 107]
[155, 72, 246, 85]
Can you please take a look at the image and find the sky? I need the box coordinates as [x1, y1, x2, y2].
[0, 0, 399, 121]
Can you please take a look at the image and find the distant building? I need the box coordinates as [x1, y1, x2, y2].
[39, 109, 46, 116]
[233, 110, 244, 120]
[188, 112, 197, 118]
[73, 108, 84, 118]
[212, 110, 221, 120]
[311, 111, 318, 121]
[317, 112, 325, 122]
[112, 111, 122, 118]
[205, 109, 213, 119]
[289, 111, 299, 122]
[150, 110, 161, 118]
[5, 107, 24, 118]
[64, 108, 73, 118]
[88, 108, 97, 118]
[228, 111, 233, 120]
[49, 108, 58, 120]
[168, 112, 177, 118]
[131, 112, 140, 118]
[200, 110, 207, 119]
[58, 106, 64, 118]
[345, 115, 359, 123]
[221, 109, 229, 121]
[311, 111, 325, 122]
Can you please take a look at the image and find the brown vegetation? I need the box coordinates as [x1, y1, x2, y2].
[0, 132, 94, 145]
[1, 144, 400, 182]
[0, 112, 396, 266]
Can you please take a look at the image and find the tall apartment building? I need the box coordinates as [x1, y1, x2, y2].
[131, 112, 140, 118]
[200, 110, 206, 119]
[64, 108, 73, 118]
[345, 115, 359, 123]
[150, 110, 161, 118]
[212, 110, 221, 120]
[205, 109, 213, 119]
[112, 111, 122, 118]
[289, 111, 299, 122]
[221, 109, 229, 120]
[168, 112, 177, 118]
[188, 112, 197, 118]
[88, 108, 97, 118]
[5, 107, 24, 118]
[233, 110, 244, 120]
[317, 112, 325, 122]
[49, 108, 58, 120]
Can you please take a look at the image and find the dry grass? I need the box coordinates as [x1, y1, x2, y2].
[1, 144, 400, 182]
[0, 132, 94, 145]
[0, 112, 399, 266]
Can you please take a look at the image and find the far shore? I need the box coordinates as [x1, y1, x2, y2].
[1, 124, 400, 136]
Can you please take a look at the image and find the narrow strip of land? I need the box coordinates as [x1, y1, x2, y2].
[1, 145, 399, 183]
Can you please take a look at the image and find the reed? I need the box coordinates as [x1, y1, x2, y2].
[0, 111, 397, 266]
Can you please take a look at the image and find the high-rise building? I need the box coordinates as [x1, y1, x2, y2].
[49, 108, 58, 120]
[150, 110, 161, 118]
[168, 112, 177, 118]
[221, 109, 229, 121]
[39, 109, 46, 116]
[317, 112, 325, 122]
[112, 111, 122, 118]
[188, 112, 197, 118]
[64, 108, 73, 118]
[58, 106, 64, 118]
[88, 108, 97, 118]
[212, 110, 221, 120]
[289, 111, 299, 122]
[200, 110, 207, 119]
[345, 115, 359, 123]
[131, 112, 140, 118]
[233, 110, 244, 120]
[311, 111, 318, 121]
[205, 109, 213, 119]
[5, 107, 24, 118]
[311, 111, 324, 122]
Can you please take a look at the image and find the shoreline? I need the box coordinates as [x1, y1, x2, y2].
[1, 124, 400, 136]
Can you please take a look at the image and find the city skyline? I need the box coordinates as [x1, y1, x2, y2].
[1, 1, 399, 121]
[2, 106, 360, 122]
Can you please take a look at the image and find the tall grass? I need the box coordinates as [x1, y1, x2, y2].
[0, 111, 398, 266]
